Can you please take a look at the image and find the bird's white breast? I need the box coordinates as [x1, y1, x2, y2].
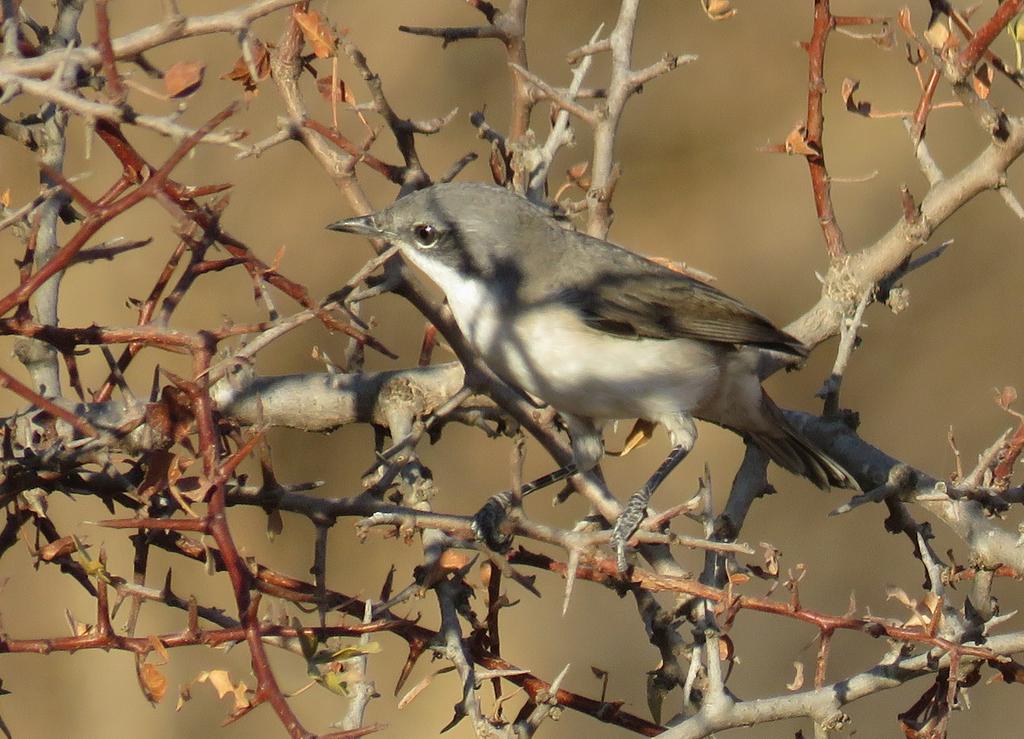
[404, 248, 721, 425]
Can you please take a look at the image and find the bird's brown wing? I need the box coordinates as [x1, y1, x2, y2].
[563, 269, 808, 356]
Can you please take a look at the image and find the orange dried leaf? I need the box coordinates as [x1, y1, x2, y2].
[139, 662, 168, 703]
[138, 449, 176, 501]
[488, 144, 508, 185]
[164, 61, 205, 98]
[996, 386, 1018, 410]
[718, 633, 735, 663]
[873, 21, 895, 51]
[841, 78, 872, 117]
[567, 161, 589, 180]
[761, 543, 781, 577]
[972, 64, 992, 100]
[897, 7, 915, 39]
[221, 39, 271, 96]
[786, 661, 805, 691]
[148, 635, 170, 663]
[0, 188, 10, 207]
[784, 123, 816, 156]
[198, 670, 250, 709]
[701, 0, 737, 21]
[294, 8, 336, 58]
[38, 535, 77, 562]
[316, 75, 354, 104]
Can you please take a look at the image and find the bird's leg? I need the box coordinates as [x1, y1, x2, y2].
[610, 416, 696, 573]
[472, 463, 578, 551]
[519, 463, 578, 497]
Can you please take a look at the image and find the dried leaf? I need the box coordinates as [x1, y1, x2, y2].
[786, 661, 805, 691]
[294, 8, 336, 58]
[197, 670, 251, 712]
[841, 78, 872, 117]
[489, 143, 509, 185]
[139, 661, 168, 703]
[138, 449, 176, 501]
[221, 39, 271, 96]
[784, 123, 816, 156]
[761, 542, 781, 577]
[996, 386, 1018, 411]
[873, 21, 895, 51]
[164, 61, 205, 98]
[176, 683, 192, 711]
[886, 586, 940, 628]
[718, 633, 734, 663]
[567, 160, 589, 181]
[19, 489, 47, 518]
[315, 75, 354, 104]
[701, 0, 737, 21]
[972, 63, 992, 100]
[37, 535, 77, 562]
[148, 635, 170, 663]
[897, 7, 916, 40]
[0, 188, 10, 208]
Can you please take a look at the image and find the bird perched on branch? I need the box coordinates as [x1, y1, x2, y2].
[329, 182, 857, 570]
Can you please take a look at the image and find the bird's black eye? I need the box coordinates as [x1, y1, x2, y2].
[412, 223, 439, 247]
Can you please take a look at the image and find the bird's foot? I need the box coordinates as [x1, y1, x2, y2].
[610, 490, 650, 574]
[471, 491, 517, 552]
[472, 463, 578, 551]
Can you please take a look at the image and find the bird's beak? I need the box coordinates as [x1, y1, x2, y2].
[326, 214, 382, 236]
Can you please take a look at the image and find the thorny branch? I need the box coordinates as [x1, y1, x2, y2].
[2, 1, 1024, 738]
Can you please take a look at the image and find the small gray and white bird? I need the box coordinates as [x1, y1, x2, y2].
[329, 183, 856, 564]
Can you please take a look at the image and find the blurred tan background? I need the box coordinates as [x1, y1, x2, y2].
[2, 1, 1023, 737]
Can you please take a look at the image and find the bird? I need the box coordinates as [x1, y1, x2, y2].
[328, 182, 857, 569]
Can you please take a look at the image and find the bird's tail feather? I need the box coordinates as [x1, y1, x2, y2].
[748, 395, 859, 491]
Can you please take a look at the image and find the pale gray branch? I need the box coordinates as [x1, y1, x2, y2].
[663, 632, 1024, 738]
[0, 0, 299, 79]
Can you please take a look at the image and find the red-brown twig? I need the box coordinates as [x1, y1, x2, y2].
[802, 0, 855, 260]
[0, 621, 407, 656]
[0, 366, 99, 438]
[509, 548, 1001, 663]
[94, 0, 125, 103]
[302, 118, 404, 182]
[956, 0, 1024, 79]
[0, 105, 238, 318]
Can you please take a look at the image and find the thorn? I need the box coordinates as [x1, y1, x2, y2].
[561, 549, 580, 617]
